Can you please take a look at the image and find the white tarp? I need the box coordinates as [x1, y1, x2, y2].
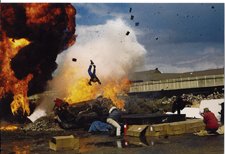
[167, 99, 224, 121]
[166, 108, 202, 119]
[181, 108, 202, 119]
[27, 109, 47, 122]
[27, 97, 55, 122]
[199, 99, 224, 121]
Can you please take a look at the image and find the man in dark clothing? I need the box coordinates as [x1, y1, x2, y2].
[172, 96, 186, 114]
[219, 102, 224, 125]
[201, 108, 219, 134]
[88, 60, 101, 85]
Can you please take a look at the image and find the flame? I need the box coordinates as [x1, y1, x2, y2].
[0, 33, 33, 115]
[25, 3, 61, 26]
[65, 4, 76, 32]
[102, 78, 130, 108]
[24, 3, 76, 47]
[64, 67, 130, 109]
[0, 3, 76, 116]
[0, 125, 18, 131]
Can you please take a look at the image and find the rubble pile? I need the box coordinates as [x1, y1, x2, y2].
[22, 114, 62, 131]
[124, 92, 224, 114]
[22, 97, 113, 131]
[124, 97, 165, 114]
[19, 92, 224, 131]
[206, 92, 224, 99]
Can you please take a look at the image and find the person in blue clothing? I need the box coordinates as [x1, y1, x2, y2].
[106, 104, 122, 136]
[88, 60, 101, 85]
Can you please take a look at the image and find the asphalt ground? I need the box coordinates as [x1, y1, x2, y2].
[1, 130, 224, 154]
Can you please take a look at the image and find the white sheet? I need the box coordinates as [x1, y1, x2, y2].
[199, 99, 224, 121]
[166, 98, 224, 121]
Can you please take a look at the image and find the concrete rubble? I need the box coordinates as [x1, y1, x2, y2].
[22, 114, 62, 131]
[20, 92, 224, 131]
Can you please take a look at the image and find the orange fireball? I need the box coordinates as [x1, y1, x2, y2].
[63, 66, 130, 109]
[0, 33, 33, 115]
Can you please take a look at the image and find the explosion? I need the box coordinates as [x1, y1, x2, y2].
[64, 76, 130, 109]
[0, 34, 33, 115]
[49, 18, 147, 110]
[0, 3, 76, 116]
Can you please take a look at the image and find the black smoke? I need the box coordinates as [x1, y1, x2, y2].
[0, 3, 76, 118]
[1, 3, 76, 95]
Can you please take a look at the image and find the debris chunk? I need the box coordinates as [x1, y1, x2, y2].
[130, 15, 134, 20]
[126, 31, 130, 35]
[129, 8, 132, 13]
[155, 37, 158, 40]
[135, 22, 139, 26]
[72, 58, 77, 62]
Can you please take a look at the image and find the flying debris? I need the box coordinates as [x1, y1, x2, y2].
[211, 6, 215, 9]
[126, 31, 130, 36]
[72, 58, 77, 62]
[155, 37, 159, 40]
[135, 22, 139, 26]
[129, 7, 132, 13]
[130, 15, 134, 20]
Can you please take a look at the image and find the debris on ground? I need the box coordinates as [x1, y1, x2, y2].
[194, 125, 224, 136]
[20, 91, 224, 131]
[124, 92, 224, 114]
[217, 125, 224, 134]
[22, 114, 62, 131]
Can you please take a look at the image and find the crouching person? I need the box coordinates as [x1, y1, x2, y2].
[106, 105, 122, 136]
[200, 108, 219, 134]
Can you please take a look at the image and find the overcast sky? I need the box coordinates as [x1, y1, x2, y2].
[72, 3, 224, 73]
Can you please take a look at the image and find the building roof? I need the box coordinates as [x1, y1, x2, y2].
[129, 68, 224, 82]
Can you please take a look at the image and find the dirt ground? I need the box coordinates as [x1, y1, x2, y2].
[1, 129, 224, 154]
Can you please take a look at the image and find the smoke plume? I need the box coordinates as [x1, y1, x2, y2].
[49, 18, 147, 98]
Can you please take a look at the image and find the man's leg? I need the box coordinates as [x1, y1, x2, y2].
[97, 79, 101, 85]
[93, 65, 101, 84]
[88, 65, 93, 77]
[96, 78, 101, 84]
[107, 118, 121, 136]
[93, 65, 96, 75]
[88, 80, 92, 85]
